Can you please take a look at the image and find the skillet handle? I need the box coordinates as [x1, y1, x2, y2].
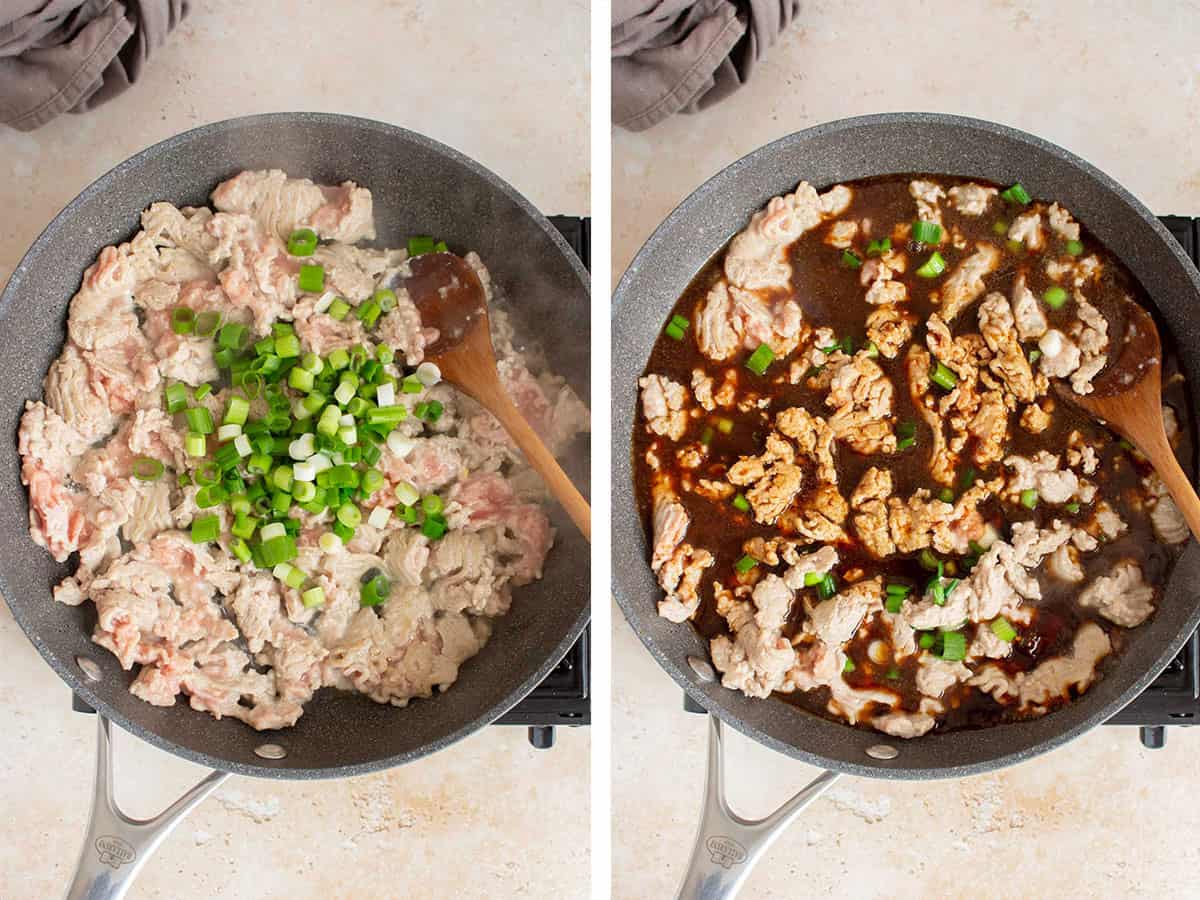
[65, 715, 229, 900]
[676, 715, 840, 900]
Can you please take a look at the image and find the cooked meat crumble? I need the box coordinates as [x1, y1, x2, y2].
[634, 174, 1191, 739]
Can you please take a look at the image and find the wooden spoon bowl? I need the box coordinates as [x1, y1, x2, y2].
[405, 252, 591, 541]
[1058, 299, 1200, 541]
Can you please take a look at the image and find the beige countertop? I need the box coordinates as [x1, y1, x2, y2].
[613, 2, 1200, 898]
[0, 2, 589, 899]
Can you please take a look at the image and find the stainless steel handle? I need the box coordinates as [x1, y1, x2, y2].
[65, 715, 229, 900]
[676, 716, 840, 900]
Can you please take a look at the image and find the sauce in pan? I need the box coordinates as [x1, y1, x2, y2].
[633, 175, 1193, 737]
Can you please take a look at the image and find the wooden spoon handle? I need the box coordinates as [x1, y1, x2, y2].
[481, 386, 591, 542]
[1146, 436, 1200, 542]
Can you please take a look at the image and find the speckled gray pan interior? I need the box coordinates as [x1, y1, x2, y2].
[0, 112, 590, 779]
[612, 113, 1200, 780]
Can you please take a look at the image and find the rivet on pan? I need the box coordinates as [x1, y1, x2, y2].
[75, 655, 102, 682]
[687, 655, 716, 683]
[254, 743, 287, 760]
[866, 744, 899, 761]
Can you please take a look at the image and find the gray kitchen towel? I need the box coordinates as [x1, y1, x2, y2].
[0, 0, 188, 131]
[613, 0, 800, 132]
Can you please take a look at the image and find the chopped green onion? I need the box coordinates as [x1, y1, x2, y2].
[1065, 239, 1084, 256]
[377, 346, 395, 365]
[699, 426, 715, 446]
[734, 554, 758, 574]
[670, 314, 689, 332]
[397, 503, 420, 525]
[841, 249, 862, 269]
[434, 240, 448, 252]
[287, 227, 318, 256]
[800, 571, 822, 587]
[298, 264, 325, 293]
[864, 341, 880, 358]
[361, 573, 392, 606]
[1006, 238, 1024, 254]
[195, 311, 221, 337]
[745, 343, 775, 376]
[1065, 501, 1081, 514]
[401, 375, 424, 394]
[732, 493, 750, 513]
[191, 514, 220, 543]
[302, 586, 325, 608]
[231, 537, 253, 563]
[715, 417, 734, 435]
[886, 582, 912, 597]
[938, 631, 968, 661]
[421, 516, 447, 540]
[866, 237, 891, 257]
[213, 347, 234, 369]
[231, 513, 258, 540]
[360, 468, 385, 496]
[990, 617, 1017, 642]
[1000, 183, 1032, 205]
[1020, 488, 1039, 509]
[992, 220, 1009, 236]
[843, 658, 856, 674]
[938, 488, 955, 504]
[961, 468, 976, 490]
[131, 457, 164, 481]
[275, 334, 300, 358]
[930, 360, 958, 390]
[918, 632, 936, 650]
[885, 667, 901, 680]
[328, 298, 350, 320]
[421, 493, 444, 516]
[916, 251, 947, 278]
[1028, 348, 1042, 364]
[896, 421, 917, 440]
[356, 300, 382, 328]
[885, 592, 904, 614]
[185, 406, 214, 435]
[817, 573, 837, 600]
[288, 367, 315, 392]
[665, 322, 685, 341]
[224, 395, 250, 426]
[171, 307, 194, 334]
[193, 383, 213, 401]
[218, 322, 248, 350]
[407, 235, 436, 257]
[897, 436, 915, 451]
[165, 383, 189, 414]
[1042, 286, 1068, 310]
[336, 503, 362, 529]
[911, 220, 942, 244]
[193, 461, 220, 487]
[919, 549, 941, 571]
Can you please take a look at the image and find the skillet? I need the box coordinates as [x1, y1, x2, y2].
[611, 113, 1200, 897]
[0, 112, 590, 898]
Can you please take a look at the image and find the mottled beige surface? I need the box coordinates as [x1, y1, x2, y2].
[0, 2, 588, 899]
[613, 2, 1200, 898]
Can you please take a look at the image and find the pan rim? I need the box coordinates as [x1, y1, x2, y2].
[611, 111, 1200, 780]
[1, 111, 590, 779]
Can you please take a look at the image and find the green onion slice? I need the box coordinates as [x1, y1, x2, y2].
[287, 228, 319, 256]
[131, 457, 164, 481]
[298, 264, 325, 293]
[733, 554, 758, 574]
[916, 251, 947, 278]
[190, 514, 220, 544]
[911, 220, 942, 244]
[732, 493, 750, 513]
[171, 307, 194, 334]
[865, 237, 891, 257]
[194, 310, 221, 337]
[1065, 239, 1084, 256]
[1020, 488, 1039, 510]
[841, 249, 862, 269]
[930, 360, 958, 390]
[938, 631, 968, 661]
[745, 343, 774, 376]
[989, 616, 1017, 642]
[1000, 183, 1032, 205]
[1042, 286, 1068, 310]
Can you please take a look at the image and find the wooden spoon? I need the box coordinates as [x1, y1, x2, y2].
[1057, 298, 1200, 541]
[404, 252, 591, 541]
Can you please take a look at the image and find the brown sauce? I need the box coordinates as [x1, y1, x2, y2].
[405, 252, 486, 355]
[632, 174, 1194, 734]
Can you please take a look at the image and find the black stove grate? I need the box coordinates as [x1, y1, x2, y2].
[494, 215, 591, 748]
[1103, 215, 1200, 747]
